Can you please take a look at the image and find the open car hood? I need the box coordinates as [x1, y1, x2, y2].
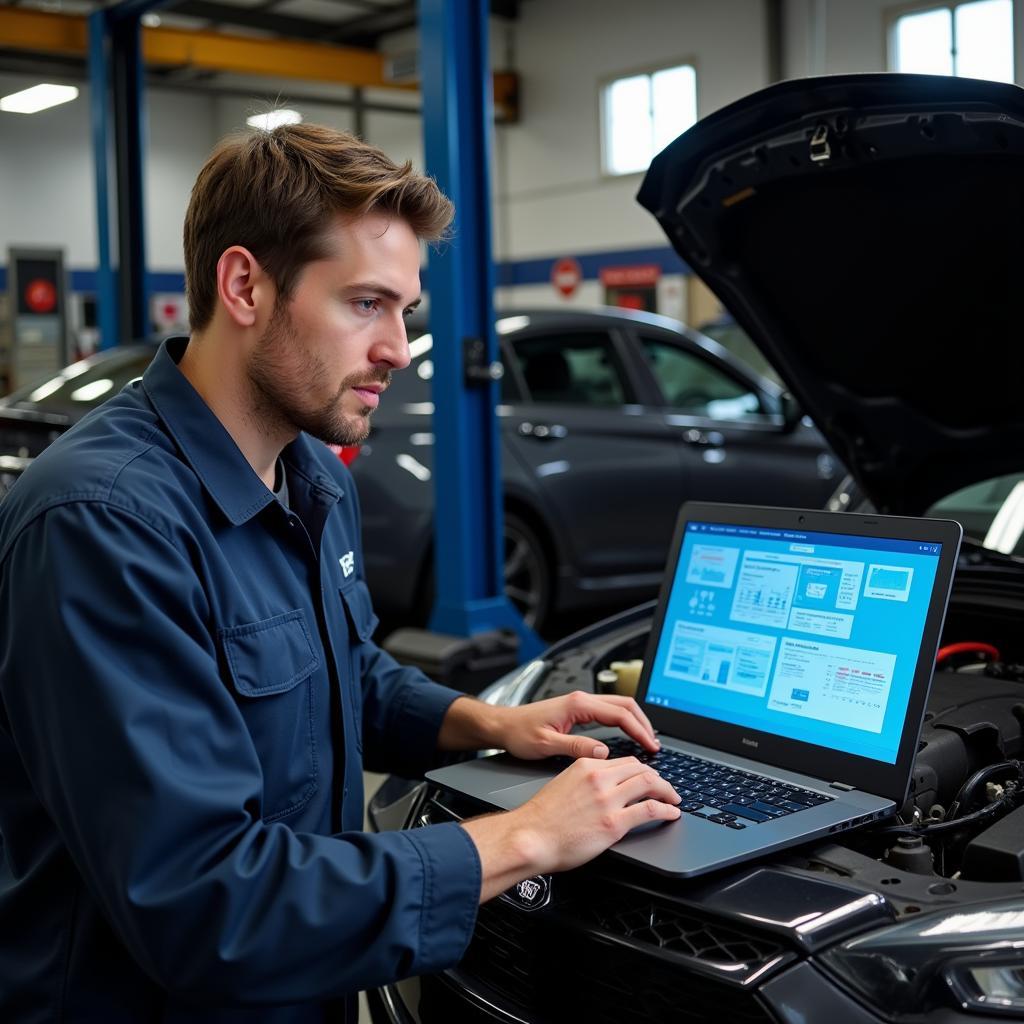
[638, 73, 1024, 514]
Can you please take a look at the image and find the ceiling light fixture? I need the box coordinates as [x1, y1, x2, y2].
[0, 84, 79, 114]
[246, 109, 302, 131]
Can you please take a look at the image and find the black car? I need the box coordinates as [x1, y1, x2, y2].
[367, 74, 1024, 1024]
[0, 312, 839, 634]
[355, 307, 838, 632]
[0, 342, 156, 485]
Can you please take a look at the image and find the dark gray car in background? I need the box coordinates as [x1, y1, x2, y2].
[355, 307, 838, 632]
[0, 310, 840, 635]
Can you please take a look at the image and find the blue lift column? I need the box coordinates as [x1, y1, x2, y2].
[418, 0, 543, 661]
[88, 0, 167, 348]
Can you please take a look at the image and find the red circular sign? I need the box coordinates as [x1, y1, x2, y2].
[24, 278, 57, 314]
[551, 257, 582, 298]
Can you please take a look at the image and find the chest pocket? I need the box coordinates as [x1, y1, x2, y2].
[219, 610, 320, 821]
[339, 581, 380, 752]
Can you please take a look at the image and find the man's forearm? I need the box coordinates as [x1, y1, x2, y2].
[436, 695, 510, 751]
[460, 811, 546, 902]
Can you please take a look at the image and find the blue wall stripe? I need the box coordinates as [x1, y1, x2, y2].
[0, 245, 691, 299]
[0, 268, 187, 294]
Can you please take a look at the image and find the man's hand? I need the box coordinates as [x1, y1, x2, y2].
[438, 690, 659, 759]
[494, 690, 658, 759]
[462, 756, 681, 900]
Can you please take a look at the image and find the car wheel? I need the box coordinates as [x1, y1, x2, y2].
[503, 512, 552, 632]
[412, 512, 553, 632]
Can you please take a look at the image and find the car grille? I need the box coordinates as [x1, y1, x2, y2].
[420, 794, 789, 1024]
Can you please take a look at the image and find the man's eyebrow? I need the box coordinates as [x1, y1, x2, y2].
[345, 282, 421, 309]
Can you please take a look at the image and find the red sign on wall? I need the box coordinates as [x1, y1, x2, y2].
[551, 257, 583, 297]
[599, 264, 661, 288]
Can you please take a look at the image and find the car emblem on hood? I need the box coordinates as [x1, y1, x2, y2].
[500, 875, 551, 912]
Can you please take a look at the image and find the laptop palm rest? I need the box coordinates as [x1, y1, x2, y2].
[490, 778, 549, 808]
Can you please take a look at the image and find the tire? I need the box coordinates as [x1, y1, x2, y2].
[412, 511, 553, 633]
[503, 511, 552, 633]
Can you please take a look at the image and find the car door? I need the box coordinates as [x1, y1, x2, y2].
[631, 329, 840, 508]
[501, 325, 686, 582]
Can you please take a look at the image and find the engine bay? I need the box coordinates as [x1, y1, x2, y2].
[530, 589, 1024, 891]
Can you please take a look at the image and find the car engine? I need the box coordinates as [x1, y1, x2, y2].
[522, 564, 1024, 891]
[368, 564, 1024, 1024]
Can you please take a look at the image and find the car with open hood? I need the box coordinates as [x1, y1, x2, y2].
[367, 74, 1024, 1024]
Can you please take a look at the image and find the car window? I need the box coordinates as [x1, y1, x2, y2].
[698, 319, 781, 384]
[6, 348, 155, 408]
[927, 472, 1024, 555]
[639, 334, 762, 419]
[509, 331, 626, 406]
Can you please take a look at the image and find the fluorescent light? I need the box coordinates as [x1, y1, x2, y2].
[246, 109, 302, 131]
[0, 84, 79, 114]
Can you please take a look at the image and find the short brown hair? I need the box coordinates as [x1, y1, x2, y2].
[183, 123, 453, 332]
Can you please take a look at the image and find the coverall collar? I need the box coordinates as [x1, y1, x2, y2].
[142, 337, 342, 526]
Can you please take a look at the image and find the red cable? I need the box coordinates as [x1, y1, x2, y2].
[936, 641, 1001, 666]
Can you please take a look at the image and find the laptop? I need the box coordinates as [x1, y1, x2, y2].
[427, 502, 962, 877]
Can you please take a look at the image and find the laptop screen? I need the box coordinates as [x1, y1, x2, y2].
[644, 519, 943, 765]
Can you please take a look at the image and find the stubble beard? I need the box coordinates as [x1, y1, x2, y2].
[246, 302, 390, 447]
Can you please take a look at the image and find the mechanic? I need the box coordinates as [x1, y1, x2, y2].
[0, 123, 682, 1022]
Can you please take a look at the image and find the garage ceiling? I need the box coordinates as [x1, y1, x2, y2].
[0, 0, 520, 92]
[1, 0, 519, 47]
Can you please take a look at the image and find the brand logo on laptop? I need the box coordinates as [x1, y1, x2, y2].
[500, 875, 551, 911]
[339, 552, 355, 577]
[742, 737, 759, 748]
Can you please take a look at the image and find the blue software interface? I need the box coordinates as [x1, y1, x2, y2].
[646, 521, 943, 764]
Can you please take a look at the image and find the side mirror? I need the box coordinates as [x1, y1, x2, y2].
[780, 391, 804, 432]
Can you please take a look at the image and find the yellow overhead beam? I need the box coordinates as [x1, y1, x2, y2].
[0, 7, 88, 57]
[142, 26, 391, 88]
[0, 6, 399, 89]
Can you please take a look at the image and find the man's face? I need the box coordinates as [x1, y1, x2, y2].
[247, 211, 421, 446]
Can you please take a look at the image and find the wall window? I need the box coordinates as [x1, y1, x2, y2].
[890, 0, 1014, 83]
[601, 64, 697, 176]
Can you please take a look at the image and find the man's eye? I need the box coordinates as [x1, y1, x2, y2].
[356, 298, 379, 313]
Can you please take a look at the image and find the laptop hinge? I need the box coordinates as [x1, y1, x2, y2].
[829, 781, 856, 791]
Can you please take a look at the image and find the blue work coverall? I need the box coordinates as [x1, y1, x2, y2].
[0, 338, 482, 1022]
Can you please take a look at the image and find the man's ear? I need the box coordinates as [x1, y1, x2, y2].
[215, 246, 273, 328]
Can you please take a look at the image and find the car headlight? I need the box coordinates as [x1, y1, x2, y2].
[821, 900, 1024, 1018]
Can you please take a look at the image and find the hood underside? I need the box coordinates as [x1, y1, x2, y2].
[638, 73, 1024, 514]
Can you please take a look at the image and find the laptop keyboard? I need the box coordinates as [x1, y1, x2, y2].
[604, 738, 834, 830]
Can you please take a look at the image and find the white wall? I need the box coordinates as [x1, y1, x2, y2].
[784, 0, 1024, 79]
[3, 0, 1024, 317]
[497, 0, 770, 262]
[0, 76, 217, 271]
[0, 73, 99, 267]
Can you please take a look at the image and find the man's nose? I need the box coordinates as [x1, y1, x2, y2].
[373, 315, 411, 370]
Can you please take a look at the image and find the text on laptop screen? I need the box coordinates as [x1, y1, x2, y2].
[646, 521, 942, 764]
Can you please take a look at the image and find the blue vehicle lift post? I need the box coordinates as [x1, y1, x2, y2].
[418, 0, 543, 661]
[88, 0, 167, 348]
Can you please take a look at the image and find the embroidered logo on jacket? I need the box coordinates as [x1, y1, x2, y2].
[339, 552, 356, 577]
